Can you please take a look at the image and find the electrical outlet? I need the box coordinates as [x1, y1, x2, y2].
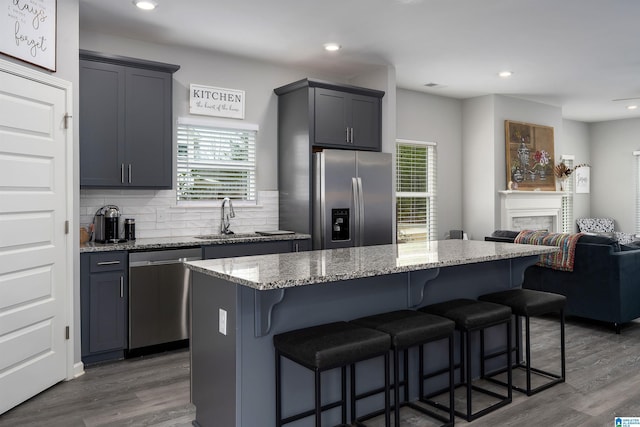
[219, 308, 227, 335]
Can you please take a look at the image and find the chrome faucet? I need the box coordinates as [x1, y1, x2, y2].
[220, 197, 235, 234]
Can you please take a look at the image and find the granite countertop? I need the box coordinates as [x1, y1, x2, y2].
[80, 232, 311, 253]
[185, 239, 558, 290]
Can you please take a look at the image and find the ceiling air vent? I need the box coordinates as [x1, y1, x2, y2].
[424, 82, 446, 89]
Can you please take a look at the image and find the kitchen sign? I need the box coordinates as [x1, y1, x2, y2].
[190, 84, 245, 119]
[1, 0, 57, 71]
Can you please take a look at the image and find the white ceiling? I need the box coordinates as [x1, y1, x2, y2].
[79, 0, 640, 122]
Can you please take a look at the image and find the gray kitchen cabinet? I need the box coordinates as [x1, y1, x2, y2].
[79, 50, 180, 188]
[202, 239, 310, 260]
[80, 251, 128, 365]
[275, 79, 384, 236]
[314, 87, 381, 150]
[275, 78, 384, 152]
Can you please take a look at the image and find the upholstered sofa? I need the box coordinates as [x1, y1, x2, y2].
[486, 230, 640, 333]
[576, 217, 637, 245]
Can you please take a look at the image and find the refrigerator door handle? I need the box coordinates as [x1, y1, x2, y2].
[356, 177, 365, 246]
[352, 177, 360, 246]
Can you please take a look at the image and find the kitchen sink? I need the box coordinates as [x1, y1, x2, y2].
[193, 233, 258, 240]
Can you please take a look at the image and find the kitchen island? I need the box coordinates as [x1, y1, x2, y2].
[185, 240, 556, 427]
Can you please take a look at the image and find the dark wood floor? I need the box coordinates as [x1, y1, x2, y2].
[1, 316, 640, 427]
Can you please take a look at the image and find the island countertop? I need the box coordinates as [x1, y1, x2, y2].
[185, 239, 557, 290]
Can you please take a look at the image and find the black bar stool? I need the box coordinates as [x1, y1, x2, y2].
[351, 310, 455, 427]
[420, 298, 513, 422]
[273, 321, 391, 427]
[478, 288, 566, 395]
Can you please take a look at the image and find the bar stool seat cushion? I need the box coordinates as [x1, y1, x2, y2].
[478, 289, 566, 317]
[352, 310, 455, 349]
[420, 299, 511, 330]
[273, 321, 390, 371]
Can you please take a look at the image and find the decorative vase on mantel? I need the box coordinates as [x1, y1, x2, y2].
[559, 178, 567, 192]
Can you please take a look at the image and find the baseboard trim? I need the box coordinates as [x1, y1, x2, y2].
[71, 362, 85, 379]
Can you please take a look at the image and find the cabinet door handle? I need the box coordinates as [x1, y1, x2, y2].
[128, 164, 132, 184]
[97, 260, 121, 266]
[350, 127, 354, 143]
[120, 276, 124, 298]
[346, 127, 350, 143]
[121, 164, 125, 183]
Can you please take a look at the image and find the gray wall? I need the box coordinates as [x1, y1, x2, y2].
[80, 31, 348, 191]
[561, 119, 591, 227]
[462, 95, 496, 240]
[396, 89, 463, 239]
[460, 94, 585, 240]
[589, 118, 640, 232]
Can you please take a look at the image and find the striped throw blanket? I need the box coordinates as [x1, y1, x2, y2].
[514, 230, 583, 272]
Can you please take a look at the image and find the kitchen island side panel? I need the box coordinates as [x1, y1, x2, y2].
[191, 274, 240, 427]
[190, 255, 538, 427]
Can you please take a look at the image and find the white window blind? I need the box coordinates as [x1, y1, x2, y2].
[176, 118, 256, 202]
[396, 140, 437, 242]
[561, 157, 574, 233]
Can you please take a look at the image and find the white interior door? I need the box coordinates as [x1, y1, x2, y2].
[0, 62, 70, 414]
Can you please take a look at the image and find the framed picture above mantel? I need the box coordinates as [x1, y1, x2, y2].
[505, 120, 555, 191]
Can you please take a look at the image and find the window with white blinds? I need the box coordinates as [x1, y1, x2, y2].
[396, 140, 437, 242]
[176, 118, 257, 203]
[635, 151, 640, 233]
[561, 157, 574, 233]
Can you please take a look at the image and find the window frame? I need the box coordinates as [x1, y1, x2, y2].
[176, 117, 257, 205]
[395, 139, 437, 243]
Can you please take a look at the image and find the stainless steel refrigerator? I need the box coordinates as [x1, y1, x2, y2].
[313, 149, 393, 249]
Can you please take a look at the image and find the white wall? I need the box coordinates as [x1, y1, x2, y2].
[396, 89, 463, 238]
[589, 118, 640, 232]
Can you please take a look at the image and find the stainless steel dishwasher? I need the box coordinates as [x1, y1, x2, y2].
[128, 247, 201, 350]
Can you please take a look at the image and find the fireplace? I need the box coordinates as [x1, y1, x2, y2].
[499, 190, 563, 232]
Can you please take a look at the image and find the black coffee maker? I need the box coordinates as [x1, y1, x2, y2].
[94, 205, 121, 243]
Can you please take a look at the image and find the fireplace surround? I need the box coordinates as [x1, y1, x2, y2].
[499, 190, 564, 232]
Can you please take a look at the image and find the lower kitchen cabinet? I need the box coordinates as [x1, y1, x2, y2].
[80, 251, 128, 365]
[202, 238, 310, 259]
[79, 238, 309, 364]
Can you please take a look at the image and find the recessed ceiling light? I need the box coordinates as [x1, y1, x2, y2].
[498, 71, 513, 78]
[133, 0, 158, 10]
[627, 105, 638, 110]
[324, 43, 341, 52]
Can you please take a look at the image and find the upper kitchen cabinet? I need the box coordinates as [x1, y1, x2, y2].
[79, 50, 180, 188]
[274, 79, 384, 151]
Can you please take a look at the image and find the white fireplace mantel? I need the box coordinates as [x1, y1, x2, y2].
[499, 190, 565, 232]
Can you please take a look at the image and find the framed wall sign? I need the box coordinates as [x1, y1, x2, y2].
[2, 0, 57, 71]
[190, 84, 245, 119]
[575, 165, 590, 193]
[505, 120, 555, 191]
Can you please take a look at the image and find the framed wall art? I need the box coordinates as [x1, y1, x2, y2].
[2, 0, 57, 71]
[575, 165, 590, 193]
[505, 120, 555, 191]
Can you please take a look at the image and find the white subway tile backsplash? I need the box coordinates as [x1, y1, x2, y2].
[80, 189, 279, 238]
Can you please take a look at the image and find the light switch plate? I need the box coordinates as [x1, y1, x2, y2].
[219, 308, 227, 335]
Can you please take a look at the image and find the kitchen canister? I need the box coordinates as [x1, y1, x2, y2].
[124, 218, 136, 241]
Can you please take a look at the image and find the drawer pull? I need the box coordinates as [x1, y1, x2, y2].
[120, 276, 124, 298]
[97, 260, 121, 266]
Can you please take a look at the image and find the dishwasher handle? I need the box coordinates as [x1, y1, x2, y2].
[129, 257, 200, 268]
